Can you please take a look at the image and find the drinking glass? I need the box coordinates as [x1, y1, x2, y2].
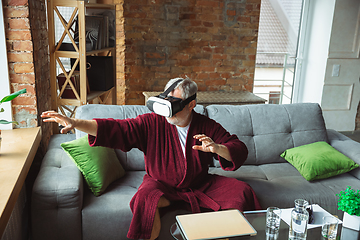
[266, 207, 282, 240]
[322, 216, 339, 239]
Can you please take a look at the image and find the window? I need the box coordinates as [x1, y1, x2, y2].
[253, 0, 304, 104]
[0, 3, 13, 130]
[269, 91, 281, 104]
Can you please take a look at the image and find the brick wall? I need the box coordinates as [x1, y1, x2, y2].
[3, 0, 51, 153]
[116, 0, 261, 105]
[3, 0, 261, 145]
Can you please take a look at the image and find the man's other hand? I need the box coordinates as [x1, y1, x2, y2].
[192, 134, 218, 153]
[192, 134, 232, 161]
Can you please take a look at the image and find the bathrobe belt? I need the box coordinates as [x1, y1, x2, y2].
[177, 188, 221, 213]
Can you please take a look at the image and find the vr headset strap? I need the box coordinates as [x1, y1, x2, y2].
[159, 79, 183, 98]
[180, 93, 196, 108]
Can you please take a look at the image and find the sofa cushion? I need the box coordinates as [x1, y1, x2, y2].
[281, 141, 359, 181]
[61, 135, 125, 196]
[82, 171, 146, 240]
[32, 145, 83, 240]
[206, 103, 328, 165]
[209, 163, 360, 209]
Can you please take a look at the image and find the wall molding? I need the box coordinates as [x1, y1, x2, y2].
[322, 83, 354, 110]
[328, 0, 360, 59]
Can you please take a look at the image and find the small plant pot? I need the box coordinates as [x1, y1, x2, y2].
[343, 212, 360, 231]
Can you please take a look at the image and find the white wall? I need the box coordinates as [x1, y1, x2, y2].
[294, 0, 360, 131]
[321, 0, 360, 131]
[322, 58, 360, 130]
[293, 0, 336, 104]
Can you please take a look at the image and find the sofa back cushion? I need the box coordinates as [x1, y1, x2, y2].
[206, 103, 329, 165]
[75, 104, 206, 171]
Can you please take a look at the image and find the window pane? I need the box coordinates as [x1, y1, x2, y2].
[254, 0, 303, 104]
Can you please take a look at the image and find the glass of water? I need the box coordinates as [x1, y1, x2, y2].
[266, 207, 282, 240]
[322, 216, 339, 239]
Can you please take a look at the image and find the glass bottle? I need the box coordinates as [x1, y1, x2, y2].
[289, 199, 309, 240]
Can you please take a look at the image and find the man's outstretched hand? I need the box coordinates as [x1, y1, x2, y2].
[41, 111, 75, 134]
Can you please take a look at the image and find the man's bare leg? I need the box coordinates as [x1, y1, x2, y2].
[147, 196, 170, 240]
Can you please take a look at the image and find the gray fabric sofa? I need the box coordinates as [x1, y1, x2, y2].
[31, 103, 360, 240]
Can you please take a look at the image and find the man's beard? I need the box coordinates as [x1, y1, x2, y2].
[166, 115, 181, 126]
[166, 112, 191, 126]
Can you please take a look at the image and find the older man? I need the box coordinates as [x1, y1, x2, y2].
[41, 77, 261, 240]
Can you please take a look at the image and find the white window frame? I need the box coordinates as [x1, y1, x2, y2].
[291, 0, 310, 103]
[0, 3, 14, 130]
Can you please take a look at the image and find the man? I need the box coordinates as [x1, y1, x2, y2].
[41, 77, 261, 240]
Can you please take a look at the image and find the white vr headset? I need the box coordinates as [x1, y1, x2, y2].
[146, 79, 196, 117]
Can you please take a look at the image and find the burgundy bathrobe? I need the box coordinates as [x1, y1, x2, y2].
[89, 110, 261, 239]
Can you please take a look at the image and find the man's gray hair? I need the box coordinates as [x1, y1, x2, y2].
[164, 77, 198, 99]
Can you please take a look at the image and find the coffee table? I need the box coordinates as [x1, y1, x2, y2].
[170, 206, 359, 240]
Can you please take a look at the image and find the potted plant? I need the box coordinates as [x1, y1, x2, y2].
[0, 88, 27, 124]
[0, 89, 27, 148]
[337, 186, 360, 231]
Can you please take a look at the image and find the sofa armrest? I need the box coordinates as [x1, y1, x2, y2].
[31, 134, 84, 240]
[327, 129, 360, 179]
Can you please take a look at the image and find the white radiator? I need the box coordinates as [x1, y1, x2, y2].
[1, 185, 28, 240]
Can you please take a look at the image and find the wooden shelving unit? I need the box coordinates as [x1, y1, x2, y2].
[47, 0, 116, 133]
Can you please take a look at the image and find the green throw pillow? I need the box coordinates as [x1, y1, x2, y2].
[61, 135, 125, 196]
[281, 141, 359, 181]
